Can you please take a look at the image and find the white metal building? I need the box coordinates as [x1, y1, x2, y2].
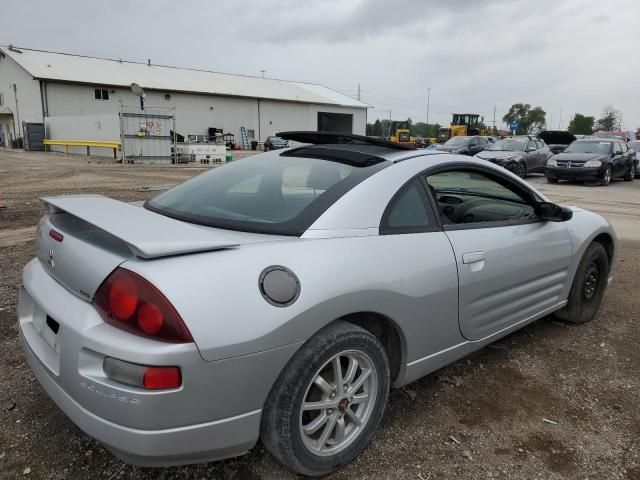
[0, 46, 368, 157]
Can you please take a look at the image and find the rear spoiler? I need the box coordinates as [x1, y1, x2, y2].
[41, 195, 239, 259]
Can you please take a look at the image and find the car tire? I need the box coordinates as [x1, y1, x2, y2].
[546, 176, 559, 184]
[515, 161, 527, 178]
[261, 321, 390, 477]
[623, 162, 635, 181]
[553, 242, 609, 324]
[600, 165, 612, 186]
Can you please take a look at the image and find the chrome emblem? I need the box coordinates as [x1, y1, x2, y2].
[48, 248, 55, 269]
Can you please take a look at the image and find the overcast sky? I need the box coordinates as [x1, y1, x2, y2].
[1, 0, 639, 130]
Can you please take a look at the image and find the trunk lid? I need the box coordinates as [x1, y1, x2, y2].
[37, 195, 242, 301]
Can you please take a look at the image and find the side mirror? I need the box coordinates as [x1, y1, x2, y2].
[537, 201, 573, 222]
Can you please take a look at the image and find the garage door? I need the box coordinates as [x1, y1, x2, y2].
[317, 112, 353, 133]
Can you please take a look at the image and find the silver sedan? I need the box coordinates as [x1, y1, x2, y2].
[18, 132, 617, 476]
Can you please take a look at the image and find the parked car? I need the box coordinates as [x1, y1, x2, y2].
[546, 138, 636, 185]
[19, 132, 617, 476]
[264, 135, 289, 151]
[434, 135, 489, 155]
[538, 130, 577, 154]
[574, 134, 596, 140]
[474, 135, 550, 178]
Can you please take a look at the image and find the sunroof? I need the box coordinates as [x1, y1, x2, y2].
[280, 145, 389, 167]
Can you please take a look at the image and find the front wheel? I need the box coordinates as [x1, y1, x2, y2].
[624, 162, 636, 181]
[515, 161, 527, 178]
[546, 176, 559, 184]
[600, 165, 612, 186]
[554, 242, 609, 324]
[261, 321, 390, 477]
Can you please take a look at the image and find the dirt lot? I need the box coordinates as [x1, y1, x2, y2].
[1, 149, 639, 480]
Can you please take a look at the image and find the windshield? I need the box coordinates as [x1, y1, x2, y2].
[444, 136, 470, 146]
[146, 153, 387, 235]
[487, 138, 527, 151]
[563, 141, 612, 154]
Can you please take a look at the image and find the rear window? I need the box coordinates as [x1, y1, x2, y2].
[146, 152, 388, 235]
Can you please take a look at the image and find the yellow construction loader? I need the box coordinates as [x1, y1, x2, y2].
[389, 121, 415, 145]
[437, 114, 486, 143]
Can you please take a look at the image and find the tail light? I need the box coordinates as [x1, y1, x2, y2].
[104, 357, 182, 390]
[94, 267, 193, 343]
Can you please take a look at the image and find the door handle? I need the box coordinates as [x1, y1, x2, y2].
[462, 251, 485, 264]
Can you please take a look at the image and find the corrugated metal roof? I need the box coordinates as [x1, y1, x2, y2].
[0, 46, 368, 109]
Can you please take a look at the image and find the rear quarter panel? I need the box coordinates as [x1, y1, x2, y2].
[123, 231, 461, 370]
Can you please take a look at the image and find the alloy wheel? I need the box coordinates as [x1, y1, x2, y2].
[299, 350, 378, 456]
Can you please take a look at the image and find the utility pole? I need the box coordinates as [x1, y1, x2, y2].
[12, 84, 20, 142]
[426, 87, 431, 125]
[492, 105, 496, 133]
[559, 108, 563, 129]
[357, 84, 361, 101]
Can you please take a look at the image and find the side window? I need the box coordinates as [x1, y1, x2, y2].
[426, 170, 536, 226]
[525, 141, 536, 151]
[94, 88, 110, 101]
[536, 140, 545, 149]
[381, 180, 433, 234]
[477, 137, 487, 146]
[613, 142, 622, 154]
[621, 142, 628, 153]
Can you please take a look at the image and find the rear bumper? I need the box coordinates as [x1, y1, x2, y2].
[545, 166, 604, 181]
[20, 330, 259, 466]
[18, 258, 301, 466]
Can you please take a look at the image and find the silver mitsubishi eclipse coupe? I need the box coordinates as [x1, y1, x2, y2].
[19, 132, 616, 476]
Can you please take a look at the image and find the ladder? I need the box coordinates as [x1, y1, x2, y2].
[240, 127, 251, 150]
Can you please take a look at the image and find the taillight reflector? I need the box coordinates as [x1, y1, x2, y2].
[143, 366, 182, 390]
[49, 229, 64, 242]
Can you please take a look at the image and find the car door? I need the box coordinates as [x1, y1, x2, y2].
[472, 137, 488, 155]
[536, 140, 548, 170]
[523, 140, 538, 170]
[612, 142, 624, 175]
[425, 167, 574, 341]
[619, 142, 631, 176]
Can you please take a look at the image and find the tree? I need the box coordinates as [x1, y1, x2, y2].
[366, 119, 384, 136]
[567, 113, 595, 135]
[502, 103, 546, 135]
[594, 105, 622, 132]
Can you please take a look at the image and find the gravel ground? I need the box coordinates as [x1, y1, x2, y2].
[1, 149, 639, 479]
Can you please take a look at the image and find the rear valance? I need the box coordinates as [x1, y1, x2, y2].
[41, 195, 239, 258]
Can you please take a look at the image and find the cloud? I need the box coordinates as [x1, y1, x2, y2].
[0, 0, 639, 129]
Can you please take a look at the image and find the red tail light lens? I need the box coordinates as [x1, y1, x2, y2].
[143, 366, 181, 390]
[94, 267, 193, 343]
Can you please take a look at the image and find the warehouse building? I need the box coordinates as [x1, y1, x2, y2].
[0, 45, 368, 159]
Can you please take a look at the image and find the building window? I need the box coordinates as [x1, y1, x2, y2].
[94, 88, 110, 100]
[247, 129, 255, 139]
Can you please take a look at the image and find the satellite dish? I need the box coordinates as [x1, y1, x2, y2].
[130, 83, 145, 97]
[130, 83, 146, 111]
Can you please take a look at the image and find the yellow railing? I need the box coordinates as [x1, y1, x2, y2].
[43, 139, 121, 158]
